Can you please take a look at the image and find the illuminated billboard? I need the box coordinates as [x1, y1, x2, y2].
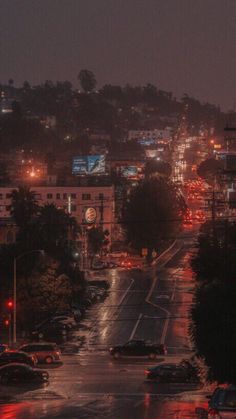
[121, 166, 138, 177]
[72, 155, 105, 175]
[137, 138, 156, 146]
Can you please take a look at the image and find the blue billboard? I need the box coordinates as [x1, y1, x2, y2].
[121, 166, 138, 177]
[72, 155, 105, 175]
[137, 138, 156, 146]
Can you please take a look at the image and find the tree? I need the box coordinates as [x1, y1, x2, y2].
[17, 259, 73, 329]
[197, 158, 222, 185]
[36, 203, 79, 254]
[87, 226, 109, 266]
[190, 220, 236, 383]
[145, 159, 172, 178]
[78, 69, 97, 93]
[123, 178, 185, 253]
[10, 186, 38, 229]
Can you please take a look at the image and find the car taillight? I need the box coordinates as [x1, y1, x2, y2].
[145, 370, 150, 375]
[207, 408, 220, 418]
[56, 351, 61, 356]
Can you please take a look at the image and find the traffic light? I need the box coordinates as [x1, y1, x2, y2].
[6, 300, 13, 309]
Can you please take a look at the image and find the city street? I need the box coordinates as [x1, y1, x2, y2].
[0, 228, 210, 418]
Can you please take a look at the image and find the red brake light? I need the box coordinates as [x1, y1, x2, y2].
[207, 408, 220, 418]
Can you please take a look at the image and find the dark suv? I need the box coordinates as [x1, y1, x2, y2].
[0, 351, 37, 367]
[109, 340, 167, 359]
[19, 342, 61, 364]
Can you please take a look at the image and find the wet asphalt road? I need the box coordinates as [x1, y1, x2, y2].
[0, 229, 209, 418]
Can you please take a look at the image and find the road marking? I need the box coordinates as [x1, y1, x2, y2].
[129, 313, 143, 340]
[170, 277, 177, 302]
[145, 242, 184, 345]
[113, 278, 135, 320]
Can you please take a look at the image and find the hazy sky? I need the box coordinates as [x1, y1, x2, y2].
[1, 0, 236, 110]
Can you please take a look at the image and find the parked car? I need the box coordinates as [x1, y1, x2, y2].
[0, 363, 49, 385]
[50, 315, 77, 328]
[88, 280, 110, 290]
[0, 351, 37, 367]
[19, 342, 61, 364]
[31, 321, 68, 341]
[196, 385, 236, 418]
[145, 361, 199, 383]
[55, 309, 82, 322]
[109, 340, 167, 359]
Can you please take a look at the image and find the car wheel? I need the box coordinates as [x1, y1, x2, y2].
[149, 353, 157, 360]
[45, 356, 53, 364]
[113, 352, 121, 359]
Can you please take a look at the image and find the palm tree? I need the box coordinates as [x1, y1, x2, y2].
[10, 186, 38, 229]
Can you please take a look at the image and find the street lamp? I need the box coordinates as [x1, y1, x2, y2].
[13, 249, 44, 344]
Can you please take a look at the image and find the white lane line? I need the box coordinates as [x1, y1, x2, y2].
[170, 277, 177, 302]
[145, 242, 184, 345]
[112, 278, 135, 321]
[117, 278, 134, 306]
[129, 313, 143, 341]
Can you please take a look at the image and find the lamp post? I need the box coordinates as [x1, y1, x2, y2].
[13, 249, 44, 345]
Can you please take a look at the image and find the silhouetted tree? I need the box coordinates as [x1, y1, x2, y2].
[78, 69, 97, 93]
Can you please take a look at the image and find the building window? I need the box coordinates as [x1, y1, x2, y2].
[98, 193, 104, 200]
[6, 193, 11, 199]
[56, 193, 61, 199]
[63, 193, 67, 199]
[71, 193, 76, 199]
[71, 204, 77, 212]
[47, 193, 53, 199]
[0, 194, 3, 199]
[0, 205, 4, 212]
[82, 193, 91, 200]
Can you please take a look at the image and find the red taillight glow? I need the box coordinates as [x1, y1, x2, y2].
[207, 408, 220, 418]
[145, 370, 150, 375]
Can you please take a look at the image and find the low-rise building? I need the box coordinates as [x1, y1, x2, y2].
[0, 185, 115, 245]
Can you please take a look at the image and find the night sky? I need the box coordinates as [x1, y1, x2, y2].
[1, 0, 236, 110]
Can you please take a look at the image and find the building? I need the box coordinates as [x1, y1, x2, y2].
[215, 151, 236, 210]
[128, 128, 173, 142]
[0, 185, 115, 245]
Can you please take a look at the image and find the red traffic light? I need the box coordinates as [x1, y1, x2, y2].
[6, 300, 13, 309]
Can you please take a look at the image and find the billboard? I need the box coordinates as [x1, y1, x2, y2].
[137, 138, 156, 146]
[84, 207, 97, 223]
[72, 155, 105, 175]
[121, 166, 138, 177]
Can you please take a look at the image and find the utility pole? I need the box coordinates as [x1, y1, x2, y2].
[99, 194, 104, 226]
